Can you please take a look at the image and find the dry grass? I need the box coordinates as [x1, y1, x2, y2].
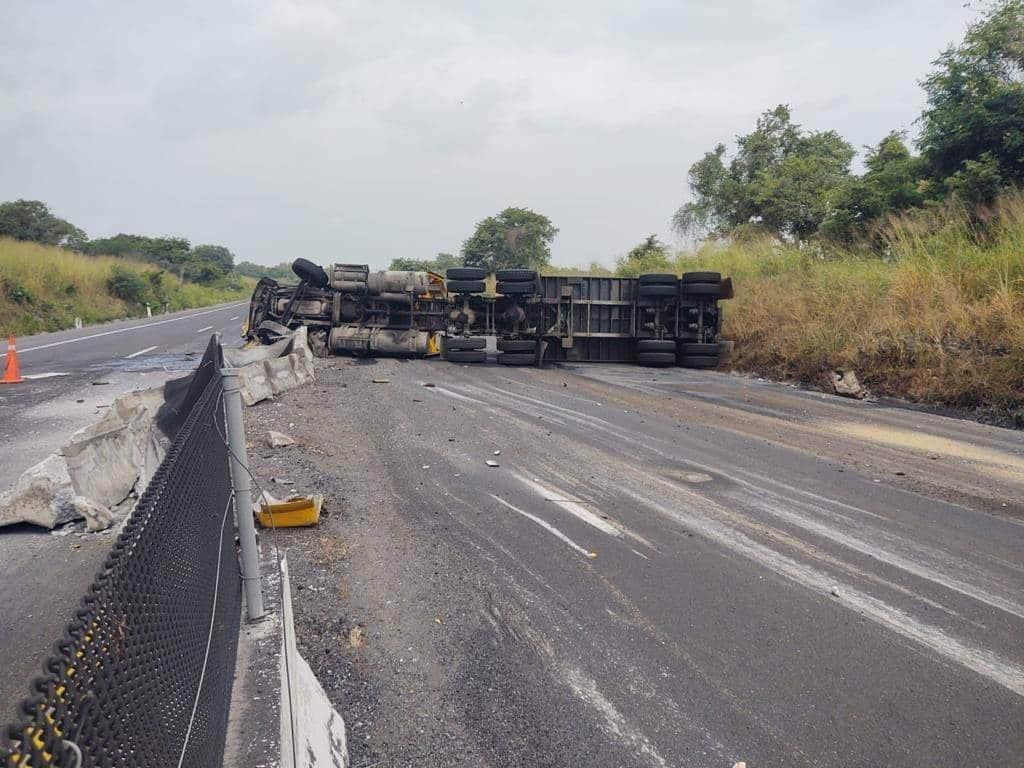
[677, 192, 1024, 418]
[0, 238, 254, 335]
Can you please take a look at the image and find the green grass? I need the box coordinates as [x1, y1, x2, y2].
[0, 238, 255, 336]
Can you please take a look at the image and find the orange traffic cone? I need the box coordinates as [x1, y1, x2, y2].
[2, 336, 23, 384]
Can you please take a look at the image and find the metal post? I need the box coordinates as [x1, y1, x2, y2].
[221, 367, 265, 621]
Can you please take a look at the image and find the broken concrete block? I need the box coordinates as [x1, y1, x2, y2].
[830, 370, 865, 399]
[73, 495, 116, 532]
[0, 454, 77, 529]
[266, 430, 296, 448]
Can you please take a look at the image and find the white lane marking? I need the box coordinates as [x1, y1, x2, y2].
[631, 549, 650, 560]
[628, 488, 1024, 698]
[21, 372, 70, 379]
[514, 473, 621, 537]
[0, 303, 247, 358]
[491, 494, 595, 558]
[195, 326, 214, 334]
[229, 315, 240, 321]
[125, 345, 159, 359]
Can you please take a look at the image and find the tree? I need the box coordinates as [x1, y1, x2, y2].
[389, 252, 462, 273]
[190, 244, 235, 274]
[0, 199, 87, 248]
[918, 0, 1024, 203]
[461, 208, 558, 273]
[614, 235, 672, 277]
[821, 132, 926, 243]
[673, 105, 854, 241]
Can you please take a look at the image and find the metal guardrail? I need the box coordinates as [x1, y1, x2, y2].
[2, 341, 242, 767]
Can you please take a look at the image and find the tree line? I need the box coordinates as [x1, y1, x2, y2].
[674, 0, 1023, 245]
[0, 199, 239, 285]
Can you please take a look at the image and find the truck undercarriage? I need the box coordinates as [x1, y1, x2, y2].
[245, 259, 733, 368]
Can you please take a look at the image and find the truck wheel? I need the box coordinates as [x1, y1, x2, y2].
[637, 351, 676, 367]
[447, 279, 486, 294]
[495, 268, 537, 281]
[637, 284, 677, 298]
[446, 267, 487, 280]
[678, 342, 719, 356]
[445, 336, 486, 351]
[678, 354, 720, 369]
[636, 339, 676, 353]
[498, 352, 536, 365]
[680, 282, 720, 296]
[496, 280, 536, 295]
[497, 339, 536, 352]
[638, 273, 677, 285]
[681, 271, 721, 284]
[292, 258, 329, 288]
[446, 349, 487, 363]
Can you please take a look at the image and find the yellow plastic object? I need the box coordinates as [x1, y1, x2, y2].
[426, 331, 441, 357]
[257, 495, 322, 528]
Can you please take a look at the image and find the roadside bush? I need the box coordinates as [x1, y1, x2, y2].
[106, 266, 151, 305]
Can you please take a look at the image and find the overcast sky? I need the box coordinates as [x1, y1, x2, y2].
[1, 1, 979, 269]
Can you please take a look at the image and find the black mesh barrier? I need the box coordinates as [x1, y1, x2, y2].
[2, 345, 242, 767]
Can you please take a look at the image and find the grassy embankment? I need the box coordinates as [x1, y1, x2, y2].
[0, 237, 255, 336]
[550, 193, 1024, 421]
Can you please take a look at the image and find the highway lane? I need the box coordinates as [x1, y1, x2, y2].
[0, 300, 247, 728]
[249, 357, 1024, 768]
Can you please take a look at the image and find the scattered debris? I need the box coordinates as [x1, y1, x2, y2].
[372, 378, 390, 384]
[91, 380, 110, 386]
[266, 430, 296, 448]
[258, 491, 323, 528]
[421, 382, 436, 388]
[346, 625, 365, 648]
[271, 477, 295, 485]
[492, 450, 501, 456]
[830, 587, 840, 597]
[421, 465, 430, 470]
[485, 459, 499, 468]
[830, 370, 865, 399]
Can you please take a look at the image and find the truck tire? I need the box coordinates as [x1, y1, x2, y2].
[445, 336, 487, 351]
[498, 352, 536, 365]
[638, 273, 677, 285]
[497, 339, 536, 352]
[446, 349, 487, 363]
[496, 280, 536, 295]
[447, 279, 486, 294]
[292, 258, 329, 288]
[680, 282, 720, 296]
[637, 351, 676, 367]
[678, 354, 720, 369]
[636, 339, 676, 353]
[678, 342, 719, 356]
[681, 271, 721, 284]
[637, 284, 677, 298]
[446, 267, 486, 280]
[495, 268, 537, 281]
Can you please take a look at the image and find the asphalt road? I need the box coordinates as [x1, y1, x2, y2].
[248, 357, 1024, 768]
[0, 301, 248, 727]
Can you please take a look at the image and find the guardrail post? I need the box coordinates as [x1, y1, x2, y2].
[221, 367, 266, 621]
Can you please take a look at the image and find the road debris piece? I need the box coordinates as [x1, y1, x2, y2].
[271, 477, 295, 485]
[830, 369, 865, 399]
[486, 459, 500, 468]
[258, 491, 323, 528]
[492, 450, 501, 456]
[421, 382, 436, 388]
[372, 378, 390, 384]
[266, 430, 296, 448]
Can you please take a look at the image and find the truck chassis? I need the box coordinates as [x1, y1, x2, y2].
[245, 260, 732, 368]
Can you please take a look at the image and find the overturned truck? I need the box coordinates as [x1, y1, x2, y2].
[245, 259, 733, 368]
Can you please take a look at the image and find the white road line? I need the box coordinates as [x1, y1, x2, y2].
[514, 473, 621, 537]
[0, 303, 247, 358]
[229, 315, 240, 321]
[491, 495, 595, 557]
[126, 345, 159, 359]
[195, 326, 214, 334]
